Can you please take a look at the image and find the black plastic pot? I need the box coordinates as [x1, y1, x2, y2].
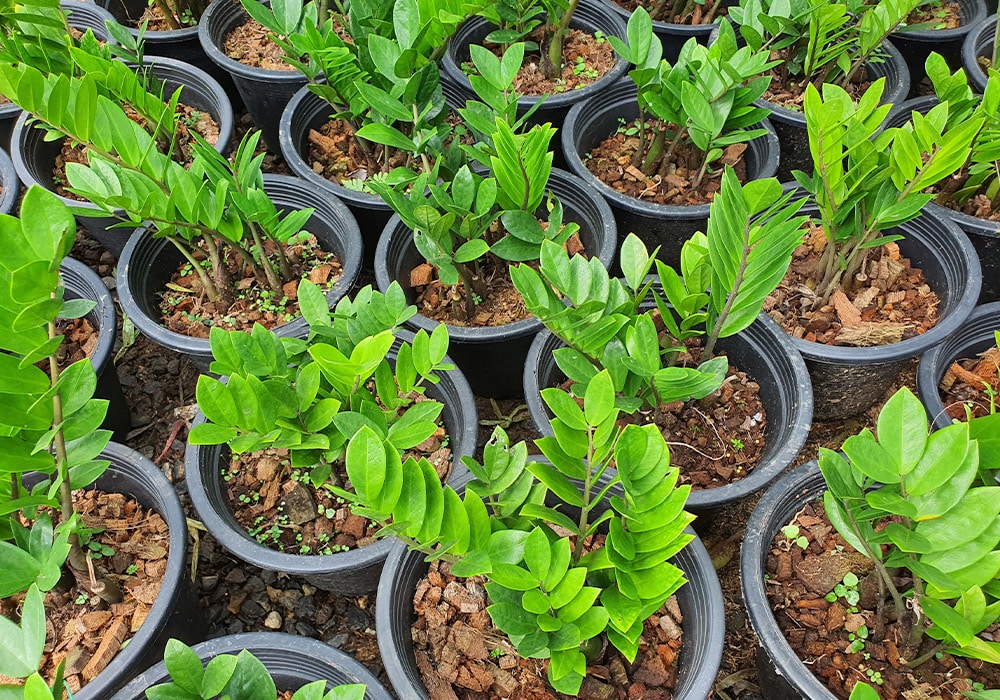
[199, 0, 308, 151]
[790, 202, 981, 421]
[10, 55, 234, 258]
[917, 301, 1000, 429]
[61, 257, 131, 442]
[59, 442, 205, 699]
[440, 0, 629, 166]
[376, 471, 725, 700]
[117, 173, 362, 372]
[561, 79, 780, 270]
[891, 0, 987, 86]
[742, 461, 839, 700]
[184, 339, 478, 595]
[883, 96, 1000, 305]
[597, 0, 727, 63]
[756, 40, 910, 183]
[963, 14, 997, 92]
[0, 146, 16, 215]
[524, 313, 813, 516]
[374, 167, 618, 399]
[109, 632, 392, 700]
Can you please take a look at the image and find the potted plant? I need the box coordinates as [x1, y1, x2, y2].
[768, 79, 983, 420]
[888, 0, 987, 85]
[0, 186, 201, 699]
[373, 44, 617, 397]
[562, 10, 780, 266]
[597, 0, 733, 63]
[725, 0, 913, 180]
[743, 386, 1000, 699]
[109, 636, 391, 700]
[518, 170, 813, 514]
[962, 13, 998, 92]
[335, 368, 724, 696]
[184, 281, 478, 594]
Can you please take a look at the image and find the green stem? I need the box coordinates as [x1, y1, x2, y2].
[704, 211, 751, 357]
[167, 235, 220, 302]
[544, 0, 583, 80]
[151, 0, 181, 30]
[249, 221, 284, 294]
[572, 424, 595, 564]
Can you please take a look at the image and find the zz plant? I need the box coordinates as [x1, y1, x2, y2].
[339, 370, 694, 695]
[0, 188, 118, 699]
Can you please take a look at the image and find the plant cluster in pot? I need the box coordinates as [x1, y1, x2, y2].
[888, 0, 987, 86]
[962, 13, 998, 92]
[0, 186, 202, 700]
[597, 0, 732, 63]
[440, 0, 629, 162]
[724, 0, 913, 181]
[373, 41, 616, 399]
[518, 171, 814, 518]
[0, 2, 235, 258]
[111, 635, 390, 700]
[743, 386, 1000, 700]
[267, 0, 469, 267]
[765, 78, 983, 420]
[184, 282, 478, 595]
[337, 371, 723, 697]
[563, 10, 780, 269]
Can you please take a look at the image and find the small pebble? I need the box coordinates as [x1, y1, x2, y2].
[264, 611, 282, 630]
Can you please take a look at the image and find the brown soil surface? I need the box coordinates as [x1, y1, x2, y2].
[902, 0, 962, 29]
[586, 121, 749, 205]
[0, 491, 169, 695]
[224, 18, 295, 70]
[766, 231, 940, 346]
[932, 174, 1000, 221]
[610, 0, 729, 23]
[766, 500, 1000, 699]
[54, 102, 221, 200]
[938, 343, 1000, 420]
[412, 558, 683, 699]
[307, 118, 406, 188]
[158, 235, 342, 337]
[762, 68, 872, 111]
[54, 317, 97, 370]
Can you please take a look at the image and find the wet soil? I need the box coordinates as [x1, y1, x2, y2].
[938, 343, 1000, 420]
[224, 18, 295, 70]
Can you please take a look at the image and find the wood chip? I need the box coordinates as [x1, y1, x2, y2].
[831, 291, 862, 327]
[884, 290, 906, 305]
[81, 617, 128, 681]
[835, 322, 909, 346]
[852, 286, 880, 310]
[410, 263, 435, 288]
[950, 361, 989, 389]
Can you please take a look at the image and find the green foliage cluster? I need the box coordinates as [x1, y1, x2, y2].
[338, 370, 694, 695]
[610, 10, 776, 186]
[511, 171, 806, 412]
[189, 282, 453, 490]
[475, 0, 583, 80]
[144, 639, 365, 700]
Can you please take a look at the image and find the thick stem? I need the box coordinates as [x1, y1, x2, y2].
[167, 236, 220, 302]
[248, 222, 284, 294]
[456, 263, 480, 320]
[703, 0, 725, 23]
[690, 153, 710, 191]
[572, 424, 595, 564]
[649, 0, 673, 22]
[642, 127, 667, 174]
[905, 642, 947, 669]
[201, 235, 234, 307]
[544, 0, 583, 80]
[151, 0, 181, 30]
[704, 213, 751, 357]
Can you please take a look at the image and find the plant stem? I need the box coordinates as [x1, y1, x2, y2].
[202, 234, 235, 307]
[704, 213, 752, 357]
[543, 0, 583, 80]
[905, 642, 947, 668]
[248, 221, 284, 293]
[572, 424, 596, 563]
[151, 0, 181, 30]
[167, 235, 220, 302]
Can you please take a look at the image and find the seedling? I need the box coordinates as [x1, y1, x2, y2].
[781, 524, 809, 550]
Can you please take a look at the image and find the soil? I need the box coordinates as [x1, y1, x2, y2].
[469, 29, 616, 97]
[766, 231, 940, 347]
[54, 317, 98, 369]
[412, 558, 684, 700]
[0, 491, 169, 695]
[137, 0, 205, 30]
[901, 0, 962, 29]
[938, 342, 1000, 420]
[409, 258, 529, 328]
[306, 118, 403, 188]
[53, 102, 221, 200]
[157, 234, 343, 337]
[932, 175, 1000, 221]
[762, 68, 872, 112]
[585, 122, 749, 205]
[224, 18, 296, 70]
[765, 500, 1000, 699]
[610, 0, 729, 23]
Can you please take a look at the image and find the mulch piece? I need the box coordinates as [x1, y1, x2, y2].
[610, 0, 729, 23]
[931, 175, 1000, 222]
[224, 18, 296, 70]
[762, 69, 872, 112]
[766, 231, 940, 347]
[585, 122, 749, 205]
[157, 235, 343, 337]
[902, 0, 962, 29]
[412, 558, 683, 700]
[54, 316, 97, 370]
[938, 342, 1000, 420]
[766, 500, 1000, 699]
[0, 492, 169, 695]
[306, 118, 403, 188]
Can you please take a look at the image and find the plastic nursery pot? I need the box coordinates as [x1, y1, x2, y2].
[440, 0, 629, 166]
[882, 96, 1000, 304]
[890, 0, 987, 86]
[61, 257, 131, 442]
[0, 147, 16, 216]
[280, 85, 392, 273]
[183, 339, 478, 595]
[376, 471, 725, 700]
[116, 173, 362, 373]
[374, 167, 618, 399]
[962, 14, 997, 93]
[523, 313, 813, 517]
[789, 201, 981, 421]
[45, 442, 206, 699]
[741, 461, 839, 700]
[561, 79, 780, 271]
[917, 301, 1000, 429]
[109, 632, 393, 700]
[199, 0, 309, 152]
[596, 0, 729, 63]
[10, 55, 234, 259]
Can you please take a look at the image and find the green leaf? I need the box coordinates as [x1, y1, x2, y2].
[583, 370, 615, 425]
[355, 123, 417, 153]
[163, 639, 204, 695]
[876, 387, 927, 474]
